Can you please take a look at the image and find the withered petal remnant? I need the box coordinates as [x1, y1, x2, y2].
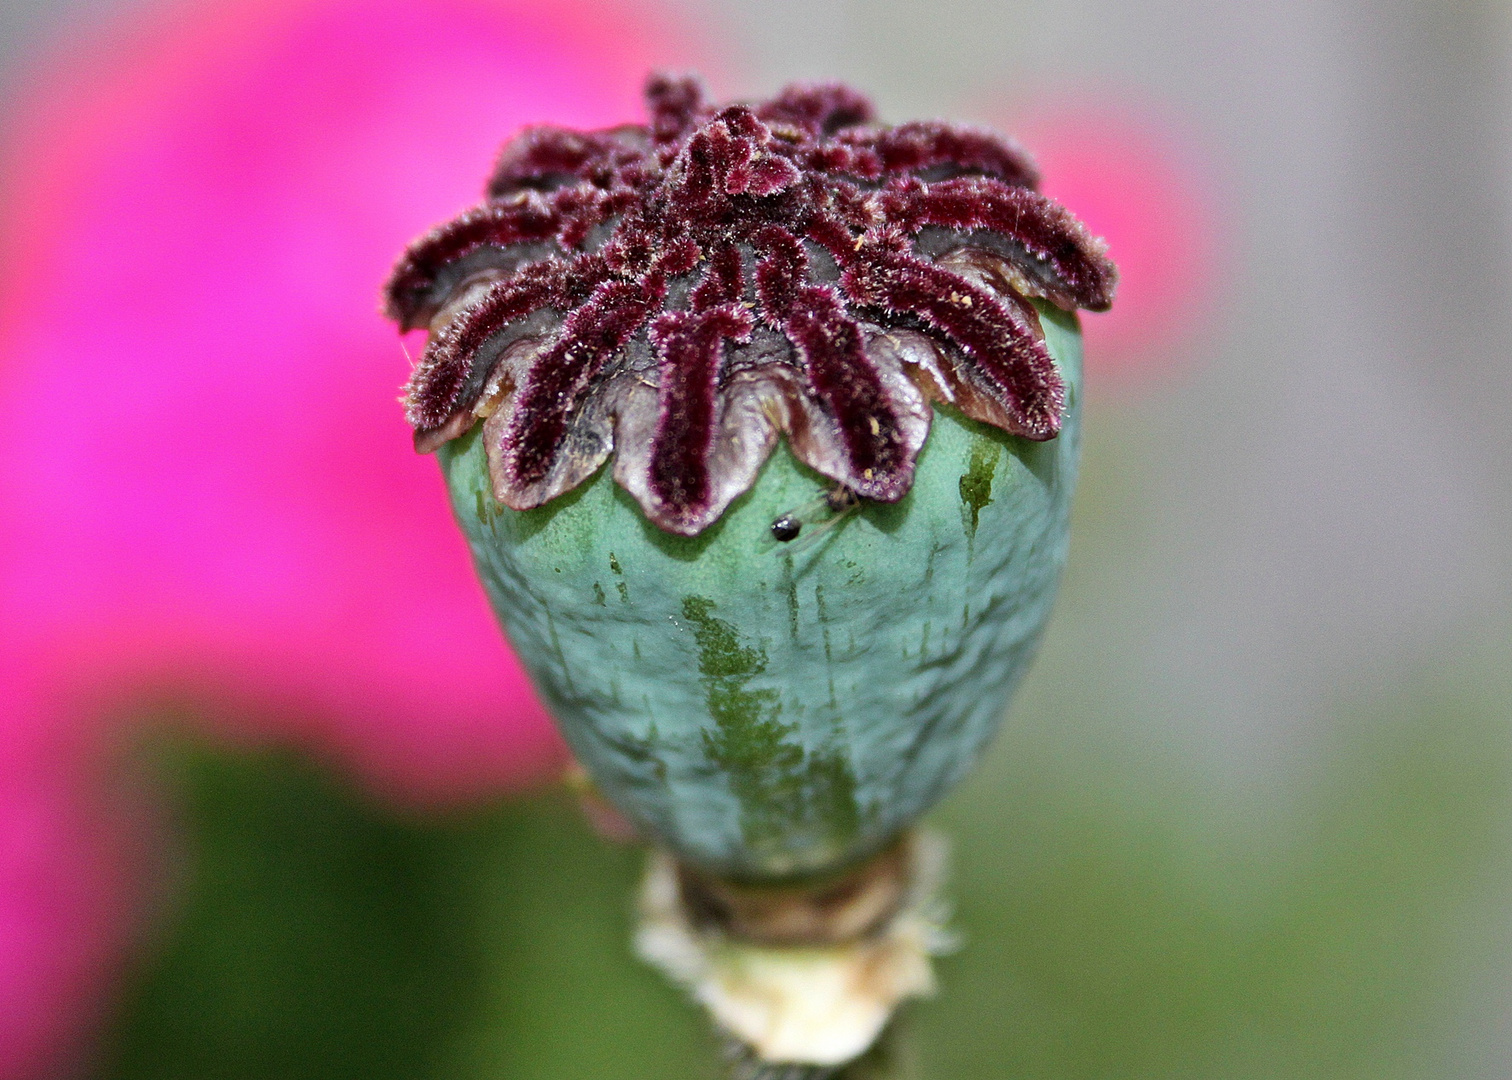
[384, 74, 1116, 536]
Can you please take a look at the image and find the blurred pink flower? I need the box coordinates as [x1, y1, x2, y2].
[0, 670, 144, 1080]
[0, 0, 714, 1073]
[1007, 98, 1225, 384]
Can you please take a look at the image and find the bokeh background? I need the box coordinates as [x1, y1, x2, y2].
[2, 0, 1510, 1077]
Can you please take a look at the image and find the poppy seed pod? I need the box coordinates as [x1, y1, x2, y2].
[386, 74, 1114, 1066]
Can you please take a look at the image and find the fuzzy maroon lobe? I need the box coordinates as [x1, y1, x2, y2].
[383, 74, 1116, 535]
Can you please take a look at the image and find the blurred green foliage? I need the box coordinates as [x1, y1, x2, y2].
[99, 747, 712, 1080]
[925, 671, 1511, 1079]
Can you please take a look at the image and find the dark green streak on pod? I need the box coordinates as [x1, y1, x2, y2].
[608, 553, 630, 603]
[959, 436, 1001, 539]
[682, 595, 862, 870]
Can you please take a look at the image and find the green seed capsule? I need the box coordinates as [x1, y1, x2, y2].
[440, 303, 1081, 881]
[391, 75, 1117, 1065]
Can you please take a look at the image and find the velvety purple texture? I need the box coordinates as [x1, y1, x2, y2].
[386, 75, 1116, 535]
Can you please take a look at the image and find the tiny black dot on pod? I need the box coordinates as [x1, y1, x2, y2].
[770, 516, 801, 542]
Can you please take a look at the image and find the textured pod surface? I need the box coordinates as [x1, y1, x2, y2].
[441, 303, 1081, 881]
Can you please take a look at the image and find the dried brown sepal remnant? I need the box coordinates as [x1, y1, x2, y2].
[383, 74, 1116, 536]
